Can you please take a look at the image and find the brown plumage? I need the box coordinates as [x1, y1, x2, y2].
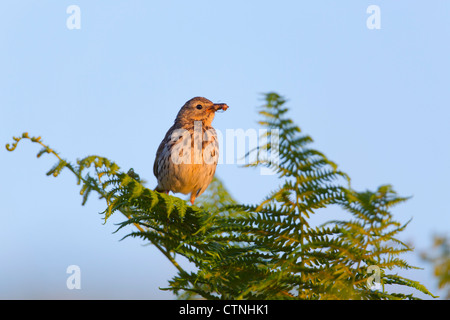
[153, 97, 228, 205]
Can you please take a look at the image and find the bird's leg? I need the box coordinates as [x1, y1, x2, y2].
[190, 193, 196, 205]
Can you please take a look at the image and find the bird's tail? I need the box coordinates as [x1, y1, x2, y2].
[154, 184, 169, 194]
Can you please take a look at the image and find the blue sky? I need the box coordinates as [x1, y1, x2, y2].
[1, 1, 449, 299]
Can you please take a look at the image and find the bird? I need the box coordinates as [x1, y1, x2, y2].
[153, 97, 229, 205]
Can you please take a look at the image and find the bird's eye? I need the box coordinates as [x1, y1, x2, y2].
[196, 104, 203, 110]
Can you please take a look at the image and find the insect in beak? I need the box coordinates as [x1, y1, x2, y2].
[209, 103, 229, 113]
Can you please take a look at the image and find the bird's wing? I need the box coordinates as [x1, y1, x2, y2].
[153, 126, 175, 178]
[153, 140, 165, 178]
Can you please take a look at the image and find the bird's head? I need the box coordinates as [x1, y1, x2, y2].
[175, 97, 228, 127]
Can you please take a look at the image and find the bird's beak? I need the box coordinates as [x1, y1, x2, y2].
[208, 103, 229, 112]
